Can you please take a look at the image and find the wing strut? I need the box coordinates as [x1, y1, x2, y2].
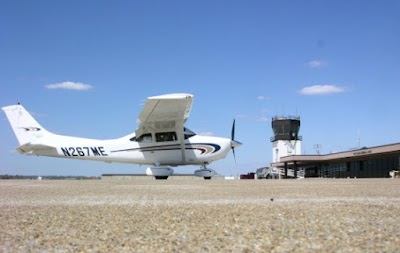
[177, 120, 186, 163]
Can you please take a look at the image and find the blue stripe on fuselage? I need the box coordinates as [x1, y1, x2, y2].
[111, 143, 221, 154]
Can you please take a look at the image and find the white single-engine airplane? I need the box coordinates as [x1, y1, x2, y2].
[2, 93, 241, 179]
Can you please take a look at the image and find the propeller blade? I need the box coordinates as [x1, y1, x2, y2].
[232, 146, 237, 163]
[231, 119, 235, 141]
[231, 119, 238, 163]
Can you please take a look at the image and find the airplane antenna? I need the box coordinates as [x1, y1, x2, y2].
[314, 144, 321, 155]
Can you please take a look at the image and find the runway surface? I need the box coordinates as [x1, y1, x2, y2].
[1, 178, 399, 252]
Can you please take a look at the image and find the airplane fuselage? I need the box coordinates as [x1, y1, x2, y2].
[31, 133, 233, 166]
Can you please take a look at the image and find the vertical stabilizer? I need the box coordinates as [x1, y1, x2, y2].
[2, 104, 51, 145]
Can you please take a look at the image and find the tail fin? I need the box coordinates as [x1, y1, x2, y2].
[2, 104, 51, 145]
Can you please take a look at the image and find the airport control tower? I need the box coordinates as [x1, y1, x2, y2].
[271, 116, 302, 163]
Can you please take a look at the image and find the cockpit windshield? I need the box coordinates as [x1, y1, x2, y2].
[130, 133, 152, 143]
[184, 127, 196, 139]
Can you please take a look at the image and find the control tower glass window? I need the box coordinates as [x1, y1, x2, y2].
[271, 117, 301, 141]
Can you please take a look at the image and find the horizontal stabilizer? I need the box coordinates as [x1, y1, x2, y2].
[17, 143, 56, 155]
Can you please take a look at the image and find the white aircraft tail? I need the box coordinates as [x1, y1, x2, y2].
[2, 104, 52, 145]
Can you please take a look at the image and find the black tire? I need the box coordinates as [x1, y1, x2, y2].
[155, 176, 169, 180]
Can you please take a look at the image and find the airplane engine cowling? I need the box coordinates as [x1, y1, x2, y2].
[146, 166, 174, 177]
[194, 168, 216, 179]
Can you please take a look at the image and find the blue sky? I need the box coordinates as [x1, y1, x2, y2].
[1, 1, 399, 176]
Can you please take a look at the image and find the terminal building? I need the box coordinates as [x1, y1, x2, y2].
[270, 116, 400, 178]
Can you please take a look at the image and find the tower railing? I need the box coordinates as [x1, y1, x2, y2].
[272, 116, 300, 121]
[270, 136, 302, 142]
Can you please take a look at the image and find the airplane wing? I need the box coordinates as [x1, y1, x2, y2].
[136, 93, 194, 163]
[136, 93, 194, 137]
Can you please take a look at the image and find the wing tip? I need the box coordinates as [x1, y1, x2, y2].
[149, 93, 193, 100]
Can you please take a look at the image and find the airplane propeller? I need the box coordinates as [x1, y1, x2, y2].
[231, 119, 235, 141]
[230, 119, 242, 163]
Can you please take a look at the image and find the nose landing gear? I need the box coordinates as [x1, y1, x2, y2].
[194, 165, 216, 180]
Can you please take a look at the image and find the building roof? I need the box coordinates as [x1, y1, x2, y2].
[272, 143, 400, 167]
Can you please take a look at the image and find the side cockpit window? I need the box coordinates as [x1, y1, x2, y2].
[130, 133, 152, 143]
[155, 132, 177, 142]
[131, 129, 195, 142]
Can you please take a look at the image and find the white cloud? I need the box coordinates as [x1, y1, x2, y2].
[256, 117, 269, 122]
[307, 60, 326, 68]
[299, 85, 346, 95]
[198, 131, 214, 136]
[45, 81, 93, 91]
[257, 96, 267, 100]
[236, 114, 249, 119]
[9, 149, 17, 154]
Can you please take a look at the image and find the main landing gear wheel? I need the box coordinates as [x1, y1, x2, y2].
[155, 176, 169, 180]
[146, 166, 173, 180]
[194, 165, 216, 180]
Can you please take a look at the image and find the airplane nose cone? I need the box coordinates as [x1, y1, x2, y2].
[231, 140, 242, 148]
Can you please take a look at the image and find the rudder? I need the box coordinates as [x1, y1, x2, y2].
[2, 104, 50, 145]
